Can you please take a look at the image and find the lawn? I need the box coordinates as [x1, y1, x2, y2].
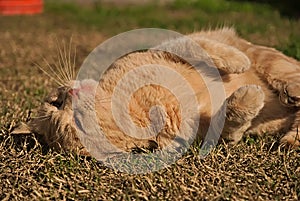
[0, 0, 299, 200]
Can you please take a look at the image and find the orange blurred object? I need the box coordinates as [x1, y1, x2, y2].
[0, 0, 43, 15]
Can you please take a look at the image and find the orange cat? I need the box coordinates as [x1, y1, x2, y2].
[13, 27, 300, 156]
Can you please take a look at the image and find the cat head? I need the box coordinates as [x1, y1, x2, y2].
[11, 39, 96, 154]
[12, 80, 97, 156]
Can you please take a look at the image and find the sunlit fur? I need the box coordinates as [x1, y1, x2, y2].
[19, 27, 300, 155]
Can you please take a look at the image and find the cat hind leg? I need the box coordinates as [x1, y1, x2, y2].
[189, 36, 251, 74]
[280, 110, 300, 148]
[281, 131, 300, 148]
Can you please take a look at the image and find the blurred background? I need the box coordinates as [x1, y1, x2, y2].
[1, 0, 300, 113]
[1, 0, 299, 57]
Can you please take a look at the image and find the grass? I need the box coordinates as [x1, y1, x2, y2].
[44, 0, 300, 44]
[0, 0, 300, 200]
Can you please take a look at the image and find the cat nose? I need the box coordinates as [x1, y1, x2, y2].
[68, 88, 80, 97]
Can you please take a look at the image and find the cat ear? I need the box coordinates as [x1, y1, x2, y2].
[11, 122, 32, 135]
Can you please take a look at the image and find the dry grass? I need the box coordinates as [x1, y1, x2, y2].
[1, 134, 299, 200]
[0, 1, 300, 200]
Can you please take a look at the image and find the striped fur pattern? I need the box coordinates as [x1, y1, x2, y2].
[13, 27, 300, 155]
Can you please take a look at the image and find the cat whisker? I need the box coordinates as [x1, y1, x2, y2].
[41, 58, 67, 86]
[52, 37, 69, 84]
[56, 42, 71, 84]
[31, 115, 52, 120]
[67, 36, 76, 81]
[62, 38, 72, 81]
[54, 37, 77, 83]
[53, 57, 69, 85]
[72, 43, 76, 80]
[34, 61, 65, 86]
[32, 117, 50, 121]
[56, 38, 72, 83]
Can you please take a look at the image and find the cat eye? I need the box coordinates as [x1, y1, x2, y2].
[50, 100, 63, 108]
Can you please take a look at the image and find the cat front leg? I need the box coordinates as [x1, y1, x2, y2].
[221, 85, 265, 144]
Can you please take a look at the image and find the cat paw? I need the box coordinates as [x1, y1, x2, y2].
[244, 128, 258, 136]
[280, 131, 300, 148]
[227, 85, 265, 118]
[279, 83, 300, 107]
[222, 85, 265, 144]
[244, 128, 264, 136]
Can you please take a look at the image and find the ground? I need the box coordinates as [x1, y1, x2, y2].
[0, 0, 299, 200]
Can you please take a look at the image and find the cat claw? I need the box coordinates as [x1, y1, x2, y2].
[280, 130, 300, 148]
